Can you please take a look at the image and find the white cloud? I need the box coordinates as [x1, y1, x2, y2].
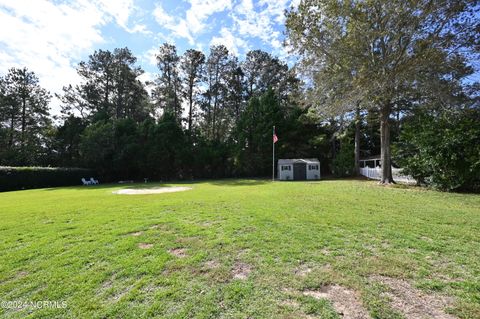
[229, 0, 298, 58]
[153, 4, 194, 44]
[153, 0, 232, 45]
[0, 0, 298, 116]
[185, 0, 232, 34]
[0, 1, 105, 90]
[210, 27, 249, 56]
[0, 0, 142, 115]
[95, 0, 134, 28]
[152, 4, 175, 26]
[95, 0, 152, 35]
[137, 71, 155, 96]
[124, 23, 152, 35]
[258, 0, 291, 24]
[141, 47, 159, 67]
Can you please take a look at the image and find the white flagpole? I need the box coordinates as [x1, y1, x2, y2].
[272, 126, 275, 181]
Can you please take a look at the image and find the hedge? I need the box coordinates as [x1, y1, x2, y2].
[0, 166, 96, 192]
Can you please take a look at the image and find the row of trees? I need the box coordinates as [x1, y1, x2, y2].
[0, 68, 51, 165]
[0, 46, 334, 180]
[285, 0, 479, 186]
[0, 0, 478, 191]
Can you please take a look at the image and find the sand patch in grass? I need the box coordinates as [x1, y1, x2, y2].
[232, 262, 252, 280]
[168, 248, 187, 258]
[113, 186, 192, 195]
[371, 275, 456, 319]
[303, 285, 370, 319]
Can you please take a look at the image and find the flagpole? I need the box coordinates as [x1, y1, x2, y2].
[272, 126, 275, 181]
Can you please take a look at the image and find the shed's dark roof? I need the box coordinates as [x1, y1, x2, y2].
[278, 158, 320, 165]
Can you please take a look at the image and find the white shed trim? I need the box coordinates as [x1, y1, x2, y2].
[277, 158, 321, 181]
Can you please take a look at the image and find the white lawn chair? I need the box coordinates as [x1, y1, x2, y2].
[81, 178, 92, 185]
[90, 177, 99, 185]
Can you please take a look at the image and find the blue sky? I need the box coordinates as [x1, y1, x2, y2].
[1, 0, 477, 115]
[0, 0, 300, 113]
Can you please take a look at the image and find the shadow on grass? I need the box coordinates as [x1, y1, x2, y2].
[40, 178, 270, 191]
[42, 182, 173, 191]
[206, 178, 270, 186]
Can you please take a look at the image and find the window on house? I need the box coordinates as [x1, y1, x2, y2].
[309, 164, 318, 170]
[281, 165, 291, 171]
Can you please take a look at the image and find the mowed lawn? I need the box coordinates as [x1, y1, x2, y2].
[0, 180, 479, 319]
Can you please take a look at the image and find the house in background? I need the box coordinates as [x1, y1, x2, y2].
[278, 159, 321, 181]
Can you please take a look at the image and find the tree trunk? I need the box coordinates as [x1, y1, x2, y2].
[330, 118, 337, 160]
[174, 84, 179, 122]
[188, 81, 193, 133]
[380, 105, 394, 184]
[212, 96, 217, 140]
[21, 95, 26, 147]
[354, 106, 361, 176]
[331, 136, 336, 159]
[9, 111, 14, 147]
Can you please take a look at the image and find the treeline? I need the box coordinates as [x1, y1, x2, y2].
[0, 39, 480, 191]
[285, 0, 479, 192]
[0, 46, 335, 181]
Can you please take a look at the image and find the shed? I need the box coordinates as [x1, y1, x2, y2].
[277, 159, 321, 181]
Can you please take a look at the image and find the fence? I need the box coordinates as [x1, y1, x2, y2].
[359, 166, 416, 184]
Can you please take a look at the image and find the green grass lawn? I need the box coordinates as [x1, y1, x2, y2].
[0, 179, 479, 318]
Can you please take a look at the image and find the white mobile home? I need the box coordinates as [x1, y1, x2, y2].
[277, 159, 321, 181]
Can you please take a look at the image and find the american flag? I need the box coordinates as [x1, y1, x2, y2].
[273, 127, 278, 143]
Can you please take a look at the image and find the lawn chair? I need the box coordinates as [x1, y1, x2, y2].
[90, 177, 99, 185]
[81, 178, 92, 185]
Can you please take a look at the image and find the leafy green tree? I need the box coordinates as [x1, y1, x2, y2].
[395, 108, 480, 192]
[286, 0, 479, 183]
[59, 48, 149, 122]
[180, 49, 205, 132]
[201, 45, 230, 141]
[332, 138, 354, 177]
[224, 56, 245, 124]
[153, 43, 183, 121]
[242, 50, 286, 98]
[79, 121, 115, 177]
[53, 116, 87, 166]
[139, 113, 186, 180]
[0, 67, 51, 165]
[235, 88, 284, 176]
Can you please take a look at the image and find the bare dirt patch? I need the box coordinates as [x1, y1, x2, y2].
[232, 261, 252, 280]
[303, 285, 370, 319]
[130, 231, 143, 237]
[138, 243, 153, 249]
[321, 248, 331, 255]
[204, 260, 220, 269]
[199, 221, 217, 227]
[294, 264, 312, 277]
[113, 186, 192, 195]
[168, 248, 187, 258]
[108, 285, 133, 303]
[371, 275, 456, 319]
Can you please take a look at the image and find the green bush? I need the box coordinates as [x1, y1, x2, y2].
[0, 166, 96, 192]
[395, 109, 480, 192]
[332, 141, 354, 177]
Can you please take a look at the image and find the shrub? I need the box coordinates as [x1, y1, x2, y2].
[395, 109, 480, 192]
[0, 166, 96, 192]
[332, 141, 354, 177]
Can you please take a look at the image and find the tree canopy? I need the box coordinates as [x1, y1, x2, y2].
[286, 0, 479, 183]
[1, 2, 479, 192]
